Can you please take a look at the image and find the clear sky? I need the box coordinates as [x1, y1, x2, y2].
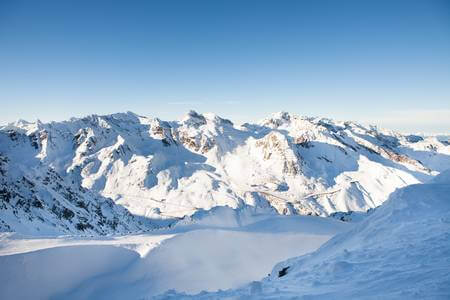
[1, 0, 449, 133]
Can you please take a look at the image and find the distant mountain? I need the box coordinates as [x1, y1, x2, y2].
[1, 110, 449, 235]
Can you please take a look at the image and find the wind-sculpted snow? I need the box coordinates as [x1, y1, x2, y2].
[159, 170, 450, 299]
[1, 110, 449, 234]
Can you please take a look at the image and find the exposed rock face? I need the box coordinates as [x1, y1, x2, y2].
[150, 119, 177, 146]
[255, 132, 301, 175]
[352, 134, 429, 171]
[1, 110, 449, 234]
[178, 131, 215, 154]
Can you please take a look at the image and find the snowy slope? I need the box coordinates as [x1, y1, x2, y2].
[160, 170, 450, 299]
[0, 149, 158, 235]
[1, 111, 449, 234]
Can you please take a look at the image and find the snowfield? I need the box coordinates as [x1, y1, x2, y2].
[0, 207, 350, 299]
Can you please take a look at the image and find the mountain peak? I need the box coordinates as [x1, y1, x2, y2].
[181, 110, 207, 126]
[260, 111, 295, 128]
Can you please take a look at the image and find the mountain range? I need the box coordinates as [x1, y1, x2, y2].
[1, 110, 449, 235]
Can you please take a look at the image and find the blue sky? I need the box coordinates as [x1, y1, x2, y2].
[1, 0, 449, 133]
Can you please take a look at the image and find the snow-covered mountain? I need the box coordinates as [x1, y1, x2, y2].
[1, 110, 449, 235]
[156, 170, 450, 299]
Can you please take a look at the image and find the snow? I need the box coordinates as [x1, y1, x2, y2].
[2, 111, 449, 235]
[0, 111, 449, 299]
[0, 245, 138, 300]
[429, 168, 450, 184]
[0, 208, 350, 300]
[159, 170, 450, 299]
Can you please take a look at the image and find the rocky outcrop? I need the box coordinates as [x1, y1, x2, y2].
[255, 132, 301, 175]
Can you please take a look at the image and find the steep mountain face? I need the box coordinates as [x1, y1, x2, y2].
[1, 111, 449, 235]
[0, 143, 154, 235]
